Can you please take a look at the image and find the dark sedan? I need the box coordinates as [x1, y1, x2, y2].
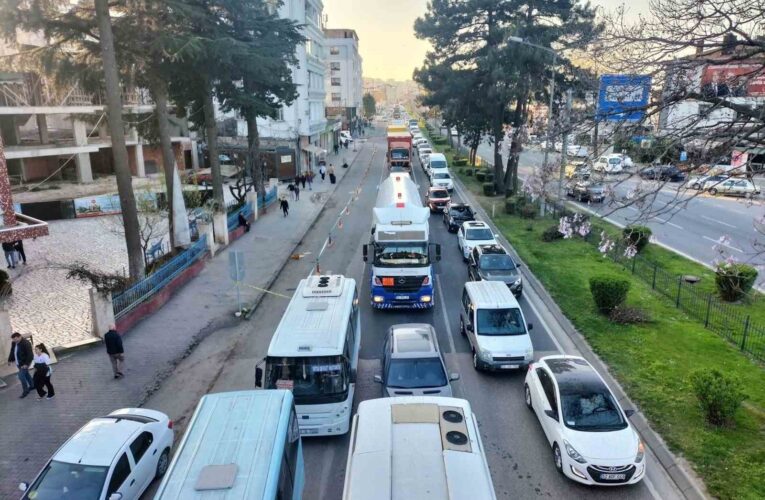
[443, 203, 475, 232]
[566, 180, 606, 203]
[467, 245, 523, 297]
[639, 164, 686, 182]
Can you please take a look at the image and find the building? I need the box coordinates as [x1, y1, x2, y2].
[324, 29, 363, 124]
[0, 135, 48, 245]
[0, 32, 197, 187]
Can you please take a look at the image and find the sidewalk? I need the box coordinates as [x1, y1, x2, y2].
[0, 141, 366, 500]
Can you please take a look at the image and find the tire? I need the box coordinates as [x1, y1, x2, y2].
[473, 352, 482, 371]
[155, 448, 170, 479]
[524, 384, 533, 410]
[691, 183, 700, 190]
[553, 443, 564, 475]
[459, 317, 466, 336]
[709, 188, 718, 195]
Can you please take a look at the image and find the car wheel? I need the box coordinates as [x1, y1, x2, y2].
[524, 384, 533, 410]
[459, 317, 466, 336]
[473, 352, 482, 371]
[155, 448, 171, 479]
[709, 188, 718, 196]
[692, 183, 700, 190]
[553, 443, 564, 474]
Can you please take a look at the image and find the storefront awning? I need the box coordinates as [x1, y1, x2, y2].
[302, 144, 326, 155]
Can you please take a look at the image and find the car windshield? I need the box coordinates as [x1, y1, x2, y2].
[265, 355, 349, 405]
[479, 254, 515, 271]
[466, 228, 493, 240]
[434, 173, 451, 180]
[608, 158, 621, 165]
[374, 243, 429, 267]
[386, 357, 448, 389]
[430, 189, 449, 199]
[430, 160, 447, 168]
[23, 461, 108, 500]
[476, 308, 526, 336]
[560, 387, 628, 431]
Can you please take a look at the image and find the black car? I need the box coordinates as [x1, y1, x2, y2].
[467, 244, 523, 297]
[566, 180, 606, 203]
[639, 164, 686, 182]
[443, 203, 475, 232]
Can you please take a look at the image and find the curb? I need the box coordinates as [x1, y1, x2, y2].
[451, 170, 709, 500]
[54, 337, 103, 356]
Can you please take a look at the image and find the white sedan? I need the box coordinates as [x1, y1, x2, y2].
[20, 408, 175, 500]
[524, 355, 645, 486]
[457, 221, 498, 261]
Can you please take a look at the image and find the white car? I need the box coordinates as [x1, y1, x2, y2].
[593, 154, 631, 174]
[340, 130, 353, 143]
[524, 356, 645, 486]
[457, 221, 498, 260]
[413, 137, 428, 148]
[20, 408, 174, 500]
[430, 171, 454, 191]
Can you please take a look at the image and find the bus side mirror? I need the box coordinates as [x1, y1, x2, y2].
[362, 244, 368, 262]
[255, 366, 263, 388]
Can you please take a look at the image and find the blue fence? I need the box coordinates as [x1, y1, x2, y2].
[227, 203, 252, 231]
[113, 235, 208, 319]
[258, 186, 278, 210]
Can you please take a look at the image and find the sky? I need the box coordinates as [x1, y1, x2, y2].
[323, 0, 651, 82]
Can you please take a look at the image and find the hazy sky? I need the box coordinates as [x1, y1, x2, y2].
[323, 0, 650, 81]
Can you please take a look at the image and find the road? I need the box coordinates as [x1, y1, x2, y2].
[472, 138, 765, 276]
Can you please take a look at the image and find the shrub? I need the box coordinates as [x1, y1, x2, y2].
[504, 197, 519, 214]
[475, 171, 486, 182]
[541, 225, 564, 242]
[690, 369, 746, 427]
[623, 225, 652, 252]
[433, 137, 447, 145]
[454, 159, 468, 166]
[715, 263, 758, 302]
[589, 275, 630, 313]
[482, 182, 496, 196]
[519, 203, 537, 219]
[609, 306, 651, 324]
[465, 168, 473, 176]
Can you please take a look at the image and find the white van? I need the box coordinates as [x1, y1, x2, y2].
[459, 281, 534, 371]
[428, 153, 449, 179]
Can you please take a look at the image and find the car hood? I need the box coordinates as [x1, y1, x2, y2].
[563, 426, 638, 462]
[475, 332, 531, 355]
[385, 385, 452, 397]
[478, 270, 520, 283]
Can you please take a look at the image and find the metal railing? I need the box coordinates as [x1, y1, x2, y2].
[258, 186, 278, 210]
[227, 203, 252, 231]
[113, 235, 208, 319]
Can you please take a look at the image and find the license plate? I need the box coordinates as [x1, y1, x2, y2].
[501, 364, 519, 369]
[396, 295, 410, 300]
[600, 473, 626, 480]
[300, 428, 318, 435]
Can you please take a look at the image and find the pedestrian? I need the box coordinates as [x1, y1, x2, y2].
[32, 343, 55, 400]
[333, 143, 339, 155]
[2, 241, 16, 269]
[307, 170, 314, 190]
[319, 164, 327, 182]
[342, 160, 349, 169]
[237, 212, 250, 232]
[13, 240, 26, 265]
[280, 197, 290, 217]
[294, 184, 300, 201]
[300, 173, 306, 189]
[329, 165, 336, 184]
[104, 326, 125, 379]
[7, 332, 33, 398]
[287, 182, 295, 197]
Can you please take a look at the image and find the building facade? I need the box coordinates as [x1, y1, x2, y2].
[324, 29, 363, 122]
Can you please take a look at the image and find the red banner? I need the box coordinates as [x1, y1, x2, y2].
[701, 64, 765, 97]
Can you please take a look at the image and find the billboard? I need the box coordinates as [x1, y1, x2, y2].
[596, 75, 652, 122]
[701, 64, 765, 97]
[74, 193, 122, 217]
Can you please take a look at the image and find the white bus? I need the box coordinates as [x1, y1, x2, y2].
[256, 274, 360, 436]
[342, 396, 496, 500]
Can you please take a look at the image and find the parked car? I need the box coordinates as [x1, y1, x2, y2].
[567, 144, 589, 158]
[19, 408, 174, 500]
[430, 171, 454, 192]
[706, 178, 761, 198]
[686, 173, 729, 190]
[524, 356, 645, 486]
[593, 154, 631, 174]
[374, 323, 459, 397]
[467, 244, 523, 297]
[426, 187, 451, 213]
[457, 221, 498, 261]
[566, 180, 606, 203]
[443, 203, 475, 232]
[340, 130, 353, 143]
[639, 164, 686, 182]
[564, 160, 590, 179]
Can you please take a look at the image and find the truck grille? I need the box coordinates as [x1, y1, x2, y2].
[380, 275, 426, 292]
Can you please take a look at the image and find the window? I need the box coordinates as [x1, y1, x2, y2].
[107, 453, 131, 496]
[537, 369, 558, 414]
[476, 308, 526, 336]
[129, 432, 154, 464]
[277, 410, 301, 500]
[330, 46, 340, 55]
[275, 107, 285, 122]
[331, 93, 341, 102]
[331, 77, 341, 86]
[461, 289, 471, 313]
[330, 62, 341, 71]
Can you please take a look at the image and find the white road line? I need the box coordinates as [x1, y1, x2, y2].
[702, 235, 743, 253]
[667, 221, 684, 230]
[701, 214, 737, 229]
[522, 287, 565, 355]
[435, 276, 458, 355]
[651, 216, 684, 230]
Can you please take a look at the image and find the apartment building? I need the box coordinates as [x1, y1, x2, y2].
[324, 29, 363, 122]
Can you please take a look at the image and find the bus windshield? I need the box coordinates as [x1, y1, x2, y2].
[265, 355, 349, 405]
[374, 242, 429, 267]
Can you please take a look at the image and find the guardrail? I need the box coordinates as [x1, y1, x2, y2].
[113, 235, 208, 319]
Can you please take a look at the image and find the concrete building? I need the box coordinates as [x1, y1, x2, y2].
[324, 29, 363, 123]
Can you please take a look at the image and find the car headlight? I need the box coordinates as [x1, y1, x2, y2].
[479, 349, 492, 361]
[635, 440, 645, 463]
[513, 277, 522, 286]
[525, 347, 534, 359]
[564, 440, 588, 464]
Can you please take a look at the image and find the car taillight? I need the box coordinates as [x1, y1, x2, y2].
[373, 276, 382, 286]
[422, 276, 430, 286]
[168, 420, 174, 429]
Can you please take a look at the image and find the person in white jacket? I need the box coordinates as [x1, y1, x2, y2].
[33, 344, 55, 400]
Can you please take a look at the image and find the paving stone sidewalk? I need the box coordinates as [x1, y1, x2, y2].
[0, 141, 366, 500]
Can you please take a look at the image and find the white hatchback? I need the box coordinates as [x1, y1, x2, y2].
[524, 356, 645, 486]
[457, 221, 498, 260]
[20, 408, 175, 500]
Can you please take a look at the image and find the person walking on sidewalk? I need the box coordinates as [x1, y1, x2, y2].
[307, 170, 314, 190]
[280, 197, 290, 217]
[294, 184, 300, 201]
[319, 164, 326, 182]
[104, 326, 125, 379]
[13, 240, 26, 265]
[300, 173, 306, 190]
[33, 343, 55, 400]
[329, 165, 336, 184]
[7, 332, 33, 397]
[3, 241, 17, 269]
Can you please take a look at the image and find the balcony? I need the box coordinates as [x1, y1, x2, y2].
[0, 213, 49, 243]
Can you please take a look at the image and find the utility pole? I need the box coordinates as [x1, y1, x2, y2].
[557, 89, 573, 204]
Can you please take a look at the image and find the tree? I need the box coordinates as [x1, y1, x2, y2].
[362, 92, 376, 118]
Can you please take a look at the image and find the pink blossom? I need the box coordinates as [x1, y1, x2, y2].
[624, 245, 638, 259]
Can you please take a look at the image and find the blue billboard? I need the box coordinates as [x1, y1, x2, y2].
[596, 75, 651, 122]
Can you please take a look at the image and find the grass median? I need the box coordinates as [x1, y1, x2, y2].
[424, 127, 765, 498]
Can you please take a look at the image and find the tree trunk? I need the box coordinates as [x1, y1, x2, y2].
[492, 114, 504, 194]
[202, 81, 224, 209]
[152, 83, 176, 249]
[94, 0, 145, 280]
[245, 112, 265, 202]
[504, 89, 530, 195]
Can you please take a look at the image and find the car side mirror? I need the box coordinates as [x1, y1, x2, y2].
[373, 375, 383, 383]
[544, 409, 558, 421]
[624, 409, 636, 418]
[255, 365, 263, 388]
[109, 494, 123, 500]
[466, 323, 474, 332]
[527, 323, 533, 331]
[362, 244, 368, 262]
[18, 482, 28, 492]
[449, 373, 460, 381]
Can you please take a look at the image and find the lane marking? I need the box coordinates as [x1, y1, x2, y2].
[667, 221, 684, 230]
[701, 214, 737, 229]
[522, 287, 565, 355]
[435, 275, 458, 355]
[702, 235, 743, 253]
[652, 216, 684, 230]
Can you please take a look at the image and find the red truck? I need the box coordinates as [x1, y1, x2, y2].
[387, 131, 413, 171]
